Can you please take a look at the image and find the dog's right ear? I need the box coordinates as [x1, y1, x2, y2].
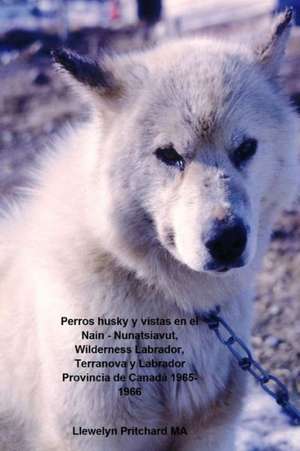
[52, 48, 123, 100]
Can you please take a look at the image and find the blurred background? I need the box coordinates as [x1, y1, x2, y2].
[0, 1, 300, 449]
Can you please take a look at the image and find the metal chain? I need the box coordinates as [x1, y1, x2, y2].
[199, 306, 300, 426]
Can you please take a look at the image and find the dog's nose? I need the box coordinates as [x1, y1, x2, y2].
[204, 218, 247, 265]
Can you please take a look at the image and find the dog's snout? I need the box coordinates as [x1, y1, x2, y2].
[204, 218, 247, 265]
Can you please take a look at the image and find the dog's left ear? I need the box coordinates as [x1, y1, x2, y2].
[254, 8, 293, 79]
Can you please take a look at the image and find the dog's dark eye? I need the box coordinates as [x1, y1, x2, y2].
[232, 138, 257, 168]
[154, 145, 185, 171]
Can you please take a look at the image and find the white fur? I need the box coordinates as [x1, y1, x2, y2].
[0, 13, 298, 451]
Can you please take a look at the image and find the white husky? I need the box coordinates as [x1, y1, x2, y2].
[0, 9, 298, 451]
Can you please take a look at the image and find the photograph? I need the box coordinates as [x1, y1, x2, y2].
[0, 1, 300, 450]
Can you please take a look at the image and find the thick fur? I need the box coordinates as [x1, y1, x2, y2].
[0, 11, 298, 451]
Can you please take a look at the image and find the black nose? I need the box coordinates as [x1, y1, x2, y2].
[205, 218, 247, 265]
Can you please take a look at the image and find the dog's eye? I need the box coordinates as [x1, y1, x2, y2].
[154, 145, 185, 171]
[232, 138, 257, 168]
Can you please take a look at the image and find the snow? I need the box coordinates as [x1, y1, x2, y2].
[165, 0, 276, 30]
[0, 0, 276, 34]
[165, 0, 275, 16]
[237, 383, 300, 451]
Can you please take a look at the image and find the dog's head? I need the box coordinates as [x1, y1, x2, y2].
[54, 10, 298, 277]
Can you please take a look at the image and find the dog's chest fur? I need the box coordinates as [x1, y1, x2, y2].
[31, 258, 248, 429]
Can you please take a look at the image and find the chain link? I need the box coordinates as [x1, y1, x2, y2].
[199, 306, 300, 426]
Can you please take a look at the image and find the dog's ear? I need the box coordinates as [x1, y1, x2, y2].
[52, 48, 123, 99]
[254, 8, 293, 79]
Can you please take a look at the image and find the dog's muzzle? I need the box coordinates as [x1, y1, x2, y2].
[203, 217, 248, 272]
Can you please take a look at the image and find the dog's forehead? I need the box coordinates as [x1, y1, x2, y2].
[147, 49, 252, 141]
[137, 39, 284, 148]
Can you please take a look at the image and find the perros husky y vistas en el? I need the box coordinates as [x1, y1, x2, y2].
[0, 9, 298, 451]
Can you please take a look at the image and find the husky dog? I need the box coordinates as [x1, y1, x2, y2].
[0, 9, 298, 451]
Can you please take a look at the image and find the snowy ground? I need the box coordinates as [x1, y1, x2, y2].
[164, 0, 275, 32]
[238, 384, 300, 451]
[0, 0, 276, 34]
